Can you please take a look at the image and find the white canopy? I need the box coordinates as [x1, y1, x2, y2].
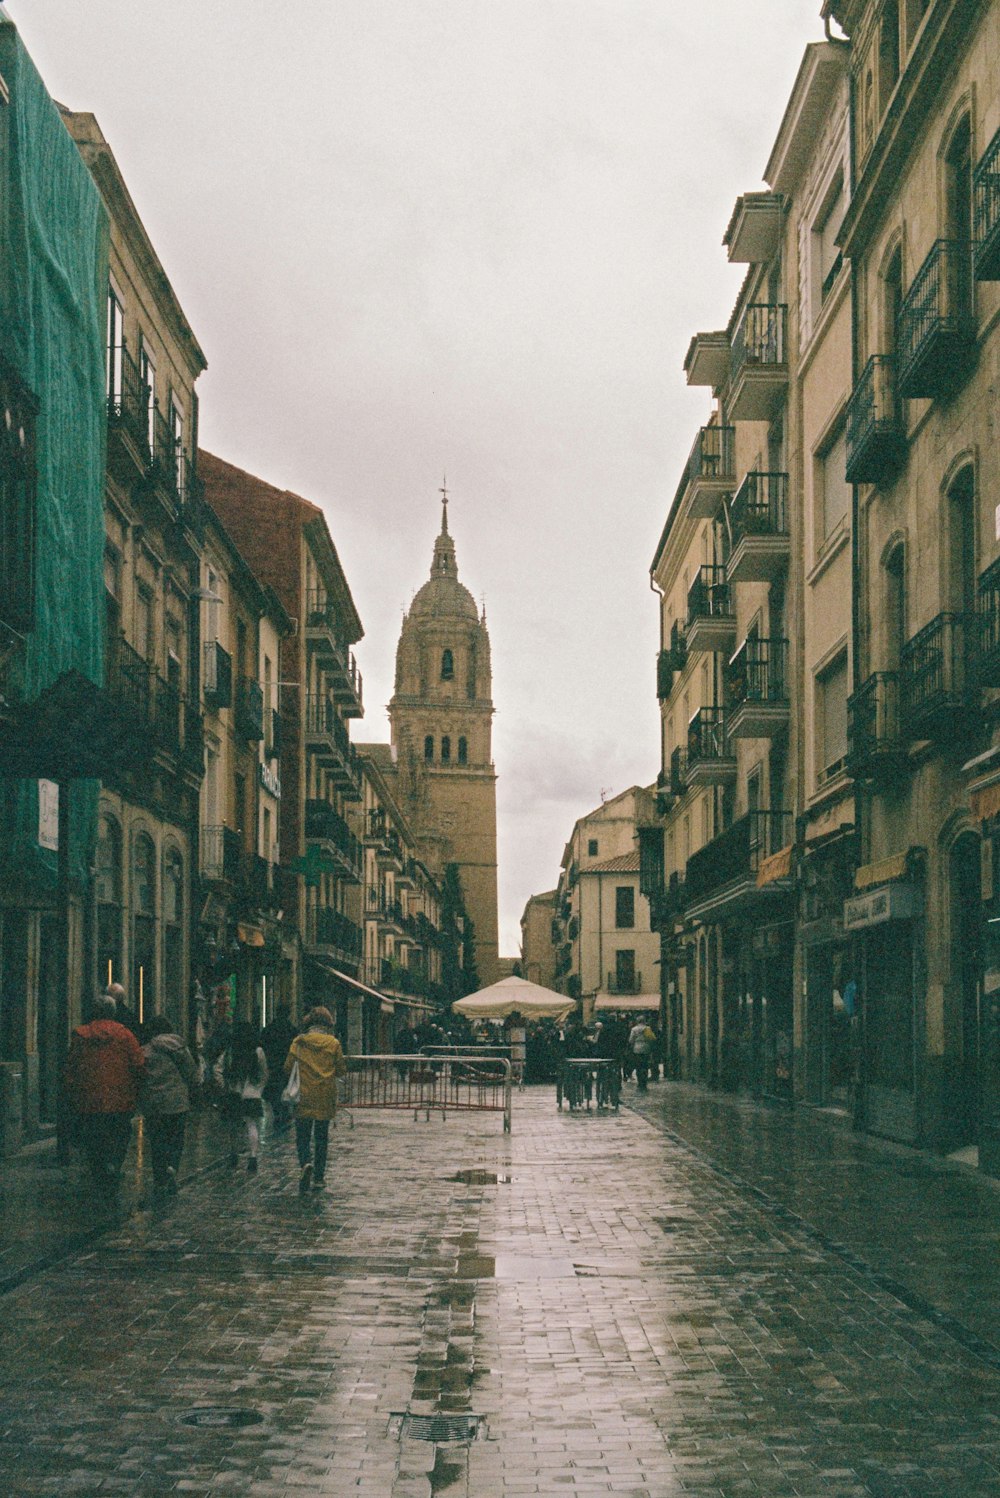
[452, 975, 575, 1021]
[593, 993, 660, 1012]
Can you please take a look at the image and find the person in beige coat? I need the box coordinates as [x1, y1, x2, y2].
[285, 1007, 347, 1193]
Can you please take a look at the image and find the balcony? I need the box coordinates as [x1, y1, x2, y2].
[897, 240, 975, 400]
[685, 809, 792, 917]
[638, 825, 664, 901]
[684, 330, 730, 389]
[848, 672, 903, 782]
[686, 564, 735, 654]
[148, 405, 184, 509]
[235, 676, 264, 742]
[977, 557, 1000, 687]
[181, 705, 205, 777]
[303, 695, 362, 798]
[656, 648, 674, 702]
[107, 347, 149, 478]
[669, 744, 688, 799]
[203, 639, 232, 711]
[397, 857, 418, 889]
[724, 192, 783, 264]
[974, 126, 1000, 280]
[649, 871, 686, 930]
[900, 612, 974, 740]
[201, 825, 242, 884]
[305, 798, 362, 881]
[686, 706, 735, 787]
[845, 355, 906, 486]
[376, 828, 404, 871]
[304, 590, 363, 717]
[367, 890, 406, 934]
[605, 972, 644, 997]
[151, 674, 182, 756]
[727, 637, 789, 739]
[106, 637, 152, 726]
[728, 304, 787, 421]
[307, 905, 362, 960]
[685, 425, 736, 520]
[727, 471, 789, 584]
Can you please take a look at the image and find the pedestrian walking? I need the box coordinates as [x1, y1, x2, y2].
[216, 1020, 269, 1174]
[63, 992, 145, 1206]
[105, 980, 139, 1036]
[628, 1017, 654, 1092]
[285, 1006, 347, 1194]
[140, 1014, 198, 1199]
[260, 1002, 297, 1130]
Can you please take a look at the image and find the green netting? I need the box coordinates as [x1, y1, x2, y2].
[0, 20, 109, 888]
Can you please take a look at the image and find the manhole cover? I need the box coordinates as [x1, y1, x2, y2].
[179, 1408, 264, 1429]
[390, 1413, 485, 1443]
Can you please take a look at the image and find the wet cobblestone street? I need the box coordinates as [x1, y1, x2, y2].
[3, 1087, 1000, 1495]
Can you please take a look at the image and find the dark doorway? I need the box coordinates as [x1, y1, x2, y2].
[951, 833, 981, 1147]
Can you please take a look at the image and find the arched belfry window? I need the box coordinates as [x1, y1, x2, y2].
[424, 735, 434, 762]
[457, 736, 468, 765]
[441, 649, 454, 681]
[441, 735, 451, 763]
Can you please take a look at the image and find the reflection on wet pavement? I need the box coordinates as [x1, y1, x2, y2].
[2, 1088, 1000, 1493]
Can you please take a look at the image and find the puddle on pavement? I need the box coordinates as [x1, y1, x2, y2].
[455, 1252, 575, 1279]
[451, 1169, 512, 1184]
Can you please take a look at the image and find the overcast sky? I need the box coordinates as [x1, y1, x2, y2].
[10, 0, 826, 954]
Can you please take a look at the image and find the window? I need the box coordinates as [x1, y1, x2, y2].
[139, 339, 155, 452]
[879, 0, 900, 112]
[107, 285, 124, 402]
[132, 832, 156, 916]
[424, 735, 434, 761]
[885, 543, 907, 668]
[615, 886, 635, 929]
[169, 397, 185, 498]
[132, 832, 156, 1022]
[457, 736, 468, 765]
[817, 654, 849, 781]
[946, 113, 973, 245]
[948, 466, 976, 617]
[862, 70, 874, 156]
[588, 839, 599, 857]
[814, 172, 845, 308]
[883, 244, 903, 352]
[0, 358, 37, 634]
[163, 846, 183, 926]
[96, 814, 123, 988]
[135, 586, 153, 661]
[441, 648, 454, 680]
[817, 425, 850, 542]
[615, 949, 636, 993]
[441, 735, 451, 763]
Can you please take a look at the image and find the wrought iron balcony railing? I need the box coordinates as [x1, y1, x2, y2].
[978, 556, 1000, 687]
[974, 125, 1000, 280]
[845, 355, 906, 486]
[656, 648, 674, 702]
[309, 905, 362, 957]
[107, 346, 149, 460]
[201, 825, 242, 884]
[606, 972, 643, 996]
[687, 424, 735, 486]
[638, 825, 664, 901]
[730, 471, 789, 544]
[899, 612, 974, 737]
[731, 303, 787, 381]
[897, 240, 975, 399]
[847, 672, 902, 778]
[728, 637, 788, 707]
[235, 676, 264, 742]
[685, 809, 792, 906]
[669, 744, 688, 797]
[203, 639, 232, 710]
[106, 638, 152, 721]
[687, 564, 731, 626]
[687, 706, 729, 768]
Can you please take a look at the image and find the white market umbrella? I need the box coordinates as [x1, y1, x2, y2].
[452, 974, 575, 1022]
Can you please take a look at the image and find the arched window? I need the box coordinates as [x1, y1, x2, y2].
[882, 243, 903, 353]
[457, 736, 468, 765]
[424, 734, 434, 761]
[133, 832, 156, 915]
[441, 648, 454, 680]
[441, 735, 451, 763]
[163, 846, 183, 926]
[96, 813, 123, 987]
[947, 466, 976, 618]
[945, 113, 972, 244]
[884, 542, 907, 669]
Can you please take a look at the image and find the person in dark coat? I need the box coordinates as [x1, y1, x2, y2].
[140, 1014, 197, 1197]
[64, 993, 144, 1201]
[261, 1003, 297, 1129]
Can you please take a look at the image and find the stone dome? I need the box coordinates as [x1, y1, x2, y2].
[408, 504, 480, 623]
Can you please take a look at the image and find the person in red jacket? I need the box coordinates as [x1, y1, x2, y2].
[64, 992, 145, 1200]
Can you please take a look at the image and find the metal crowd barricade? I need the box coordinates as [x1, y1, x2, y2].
[556, 1058, 620, 1113]
[339, 1053, 512, 1133]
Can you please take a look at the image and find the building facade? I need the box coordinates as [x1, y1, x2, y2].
[519, 890, 558, 990]
[387, 498, 500, 986]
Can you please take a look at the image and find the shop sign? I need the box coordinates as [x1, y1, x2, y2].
[843, 882, 918, 930]
[37, 780, 58, 850]
[259, 761, 281, 799]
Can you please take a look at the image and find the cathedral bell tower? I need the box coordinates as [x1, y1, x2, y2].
[389, 491, 500, 985]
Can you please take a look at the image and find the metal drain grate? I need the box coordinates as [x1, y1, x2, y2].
[179, 1408, 264, 1429]
[390, 1413, 485, 1443]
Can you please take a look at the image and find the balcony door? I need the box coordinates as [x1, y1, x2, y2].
[950, 832, 981, 1149]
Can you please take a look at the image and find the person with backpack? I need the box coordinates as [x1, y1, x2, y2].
[216, 1019, 269, 1174]
[628, 1016, 655, 1093]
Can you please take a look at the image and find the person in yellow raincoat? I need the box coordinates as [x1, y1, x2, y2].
[285, 1006, 347, 1193]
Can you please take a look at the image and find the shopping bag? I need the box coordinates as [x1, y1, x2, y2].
[281, 1060, 300, 1105]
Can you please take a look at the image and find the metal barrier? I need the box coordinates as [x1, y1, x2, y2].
[339, 1054, 512, 1133]
[556, 1059, 620, 1113]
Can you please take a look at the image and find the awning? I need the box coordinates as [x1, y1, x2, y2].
[854, 851, 910, 890]
[237, 923, 265, 948]
[756, 844, 793, 888]
[593, 993, 660, 1012]
[972, 782, 1000, 822]
[310, 960, 432, 1013]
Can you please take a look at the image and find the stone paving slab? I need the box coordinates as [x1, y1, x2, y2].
[2, 1092, 1000, 1493]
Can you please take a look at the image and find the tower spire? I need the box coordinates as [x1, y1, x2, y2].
[439, 473, 449, 536]
[432, 476, 457, 578]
